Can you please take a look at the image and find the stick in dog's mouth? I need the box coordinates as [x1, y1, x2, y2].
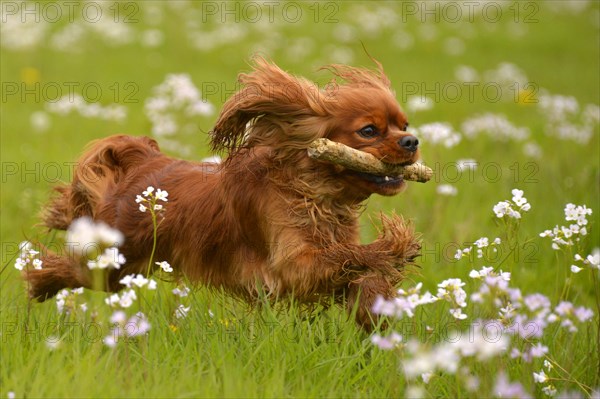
[307, 138, 433, 183]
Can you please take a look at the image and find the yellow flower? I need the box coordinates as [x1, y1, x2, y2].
[219, 318, 237, 328]
[517, 87, 537, 105]
[20, 67, 40, 86]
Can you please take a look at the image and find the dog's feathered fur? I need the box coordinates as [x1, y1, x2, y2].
[26, 58, 421, 329]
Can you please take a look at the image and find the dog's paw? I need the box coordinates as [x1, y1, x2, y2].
[376, 213, 421, 266]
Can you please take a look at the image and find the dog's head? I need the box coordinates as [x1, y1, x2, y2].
[211, 58, 420, 199]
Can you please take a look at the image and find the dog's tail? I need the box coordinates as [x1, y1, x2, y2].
[43, 135, 161, 230]
[25, 250, 91, 301]
[28, 135, 160, 301]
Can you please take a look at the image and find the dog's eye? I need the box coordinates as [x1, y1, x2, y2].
[404, 122, 409, 131]
[357, 125, 379, 138]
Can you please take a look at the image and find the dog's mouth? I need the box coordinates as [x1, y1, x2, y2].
[352, 171, 404, 186]
[345, 158, 418, 195]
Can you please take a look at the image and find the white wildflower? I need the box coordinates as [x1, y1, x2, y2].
[143, 186, 155, 196]
[103, 333, 117, 348]
[372, 283, 438, 319]
[87, 247, 125, 270]
[46, 93, 127, 122]
[174, 304, 191, 319]
[474, 237, 489, 248]
[528, 343, 548, 359]
[55, 287, 85, 315]
[421, 372, 433, 384]
[399, 324, 508, 380]
[131, 274, 149, 288]
[456, 250, 465, 260]
[406, 96, 434, 113]
[456, 159, 478, 171]
[110, 311, 127, 324]
[533, 370, 548, 384]
[478, 266, 494, 277]
[511, 189, 528, 207]
[105, 290, 137, 309]
[120, 274, 157, 290]
[156, 261, 173, 272]
[493, 189, 530, 219]
[66, 217, 124, 256]
[436, 184, 458, 196]
[437, 278, 468, 319]
[494, 372, 531, 398]
[493, 201, 512, 218]
[172, 285, 190, 297]
[14, 258, 27, 271]
[104, 312, 151, 348]
[586, 250, 600, 270]
[457, 324, 509, 360]
[15, 241, 43, 271]
[119, 274, 134, 288]
[455, 65, 479, 82]
[564, 203, 592, 226]
[155, 189, 169, 201]
[105, 293, 121, 307]
[45, 336, 60, 351]
[462, 113, 529, 142]
[126, 312, 151, 337]
[144, 74, 214, 156]
[119, 289, 137, 308]
[450, 308, 467, 320]
[410, 122, 461, 148]
[540, 204, 593, 250]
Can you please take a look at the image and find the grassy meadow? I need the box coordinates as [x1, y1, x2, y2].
[1, 1, 599, 397]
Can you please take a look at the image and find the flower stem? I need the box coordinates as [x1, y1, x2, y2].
[92, 268, 105, 292]
[146, 206, 158, 277]
[591, 269, 600, 380]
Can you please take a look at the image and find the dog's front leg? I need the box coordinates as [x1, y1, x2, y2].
[347, 214, 421, 331]
[347, 273, 395, 332]
[269, 219, 419, 330]
[270, 242, 406, 330]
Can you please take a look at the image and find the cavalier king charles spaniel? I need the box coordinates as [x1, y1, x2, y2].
[27, 58, 422, 330]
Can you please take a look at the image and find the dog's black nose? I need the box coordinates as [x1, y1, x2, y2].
[399, 135, 419, 152]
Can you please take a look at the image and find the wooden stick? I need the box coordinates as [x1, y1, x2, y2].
[308, 138, 432, 183]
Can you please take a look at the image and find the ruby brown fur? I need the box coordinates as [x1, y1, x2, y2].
[27, 58, 422, 330]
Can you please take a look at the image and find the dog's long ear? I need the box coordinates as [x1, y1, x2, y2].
[210, 57, 326, 155]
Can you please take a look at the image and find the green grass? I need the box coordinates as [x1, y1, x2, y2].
[1, 1, 599, 397]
